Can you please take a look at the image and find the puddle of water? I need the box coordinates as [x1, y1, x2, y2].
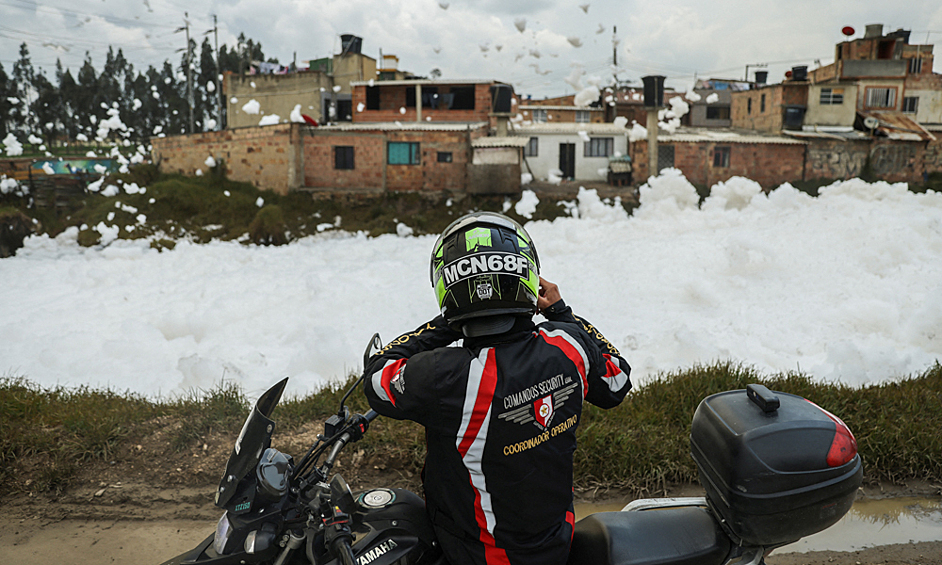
[574, 497, 942, 553]
[776, 496, 942, 553]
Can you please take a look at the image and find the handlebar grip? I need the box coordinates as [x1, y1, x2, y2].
[335, 538, 357, 565]
[364, 409, 379, 422]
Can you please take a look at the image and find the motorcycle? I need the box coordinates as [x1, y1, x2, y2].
[161, 335, 863, 565]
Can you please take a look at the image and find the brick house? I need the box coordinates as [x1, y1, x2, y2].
[629, 128, 807, 189]
[225, 35, 377, 128]
[350, 79, 514, 130]
[302, 122, 490, 194]
[517, 94, 606, 124]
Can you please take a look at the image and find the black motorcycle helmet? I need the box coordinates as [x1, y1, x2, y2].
[430, 212, 540, 337]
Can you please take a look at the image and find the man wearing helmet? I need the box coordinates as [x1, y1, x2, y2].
[364, 211, 631, 565]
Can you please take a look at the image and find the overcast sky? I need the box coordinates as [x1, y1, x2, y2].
[2, 0, 941, 98]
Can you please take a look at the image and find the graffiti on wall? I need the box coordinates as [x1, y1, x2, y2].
[870, 144, 918, 176]
[807, 144, 866, 178]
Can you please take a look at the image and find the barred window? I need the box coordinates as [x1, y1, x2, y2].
[334, 146, 354, 170]
[819, 88, 844, 105]
[909, 57, 923, 74]
[531, 109, 548, 123]
[437, 151, 453, 163]
[902, 96, 919, 114]
[575, 110, 591, 123]
[866, 87, 896, 108]
[584, 137, 613, 157]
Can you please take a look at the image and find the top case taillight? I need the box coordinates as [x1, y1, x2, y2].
[806, 400, 858, 467]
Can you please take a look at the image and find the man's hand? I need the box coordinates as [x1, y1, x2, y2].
[537, 277, 562, 313]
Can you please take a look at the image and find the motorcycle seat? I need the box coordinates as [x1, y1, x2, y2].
[566, 507, 731, 565]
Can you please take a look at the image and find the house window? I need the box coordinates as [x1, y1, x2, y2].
[909, 57, 923, 74]
[819, 88, 844, 105]
[713, 146, 730, 168]
[866, 87, 896, 108]
[747, 98, 752, 114]
[334, 146, 354, 170]
[437, 151, 453, 162]
[421, 87, 440, 109]
[585, 137, 613, 157]
[388, 142, 420, 165]
[760, 94, 766, 113]
[705, 106, 730, 120]
[531, 109, 548, 123]
[575, 110, 591, 123]
[365, 86, 380, 110]
[450, 86, 475, 110]
[525, 137, 538, 157]
[902, 96, 919, 114]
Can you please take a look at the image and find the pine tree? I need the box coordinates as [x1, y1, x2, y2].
[11, 43, 36, 133]
[0, 63, 12, 138]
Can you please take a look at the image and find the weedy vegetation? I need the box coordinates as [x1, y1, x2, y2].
[1, 361, 940, 496]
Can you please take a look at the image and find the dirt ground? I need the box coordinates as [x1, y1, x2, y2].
[2, 420, 939, 565]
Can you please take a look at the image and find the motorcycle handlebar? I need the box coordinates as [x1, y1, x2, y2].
[335, 538, 357, 565]
[324, 410, 379, 468]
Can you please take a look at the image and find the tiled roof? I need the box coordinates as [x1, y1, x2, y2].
[472, 137, 530, 148]
[318, 121, 489, 132]
[660, 127, 806, 145]
[510, 123, 629, 134]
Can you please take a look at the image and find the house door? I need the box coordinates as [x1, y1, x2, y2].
[559, 143, 575, 179]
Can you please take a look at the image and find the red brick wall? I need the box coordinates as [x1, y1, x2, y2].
[731, 87, 785, 132]
[630, 140, 806, 189]
[151, 125, 300, 195]
[302, 132, 386, 191]
[302, 128, 479, 193]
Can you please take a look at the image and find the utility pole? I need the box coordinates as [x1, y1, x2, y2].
[185, 13, 195, 134]
[213, 15, 221, 130]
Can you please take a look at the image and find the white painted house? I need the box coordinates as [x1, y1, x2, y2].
[510, 123, 629, 182]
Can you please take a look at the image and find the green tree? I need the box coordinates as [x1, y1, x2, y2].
[56, 62, 79, 140]
[30, 71, 60, 144]
[0, 62, 12, 138]
[75, 53, 100, 139]
[198, 37, 219, 131]
[11, 43, 36, 132]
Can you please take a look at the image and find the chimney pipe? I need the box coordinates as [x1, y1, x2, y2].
[864, 24, 883, 38]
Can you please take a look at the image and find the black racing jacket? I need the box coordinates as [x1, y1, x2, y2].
[363, 301, 632, 565]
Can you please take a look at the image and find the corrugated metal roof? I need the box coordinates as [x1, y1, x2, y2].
[350, 79, 508, 87]
[660, 128, 806, 145]
[318, 121, 489, 132]
[472, 136, 530, 148]
[519, 105, 603, 111]
[783, 130, 870, 141]
[510, 123, 629, 134]
[860, 111, 936, 142]
[924, 124, 942, 132]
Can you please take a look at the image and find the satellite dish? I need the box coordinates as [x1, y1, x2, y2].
[842, 26, 855, 37]
[863, 116, 880, 129]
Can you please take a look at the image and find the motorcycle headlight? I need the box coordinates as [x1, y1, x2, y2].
[214, 511, 232, 555]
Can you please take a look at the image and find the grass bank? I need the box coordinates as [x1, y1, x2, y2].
[2, 164, 590, 253]
[2, 361, 940, 496]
